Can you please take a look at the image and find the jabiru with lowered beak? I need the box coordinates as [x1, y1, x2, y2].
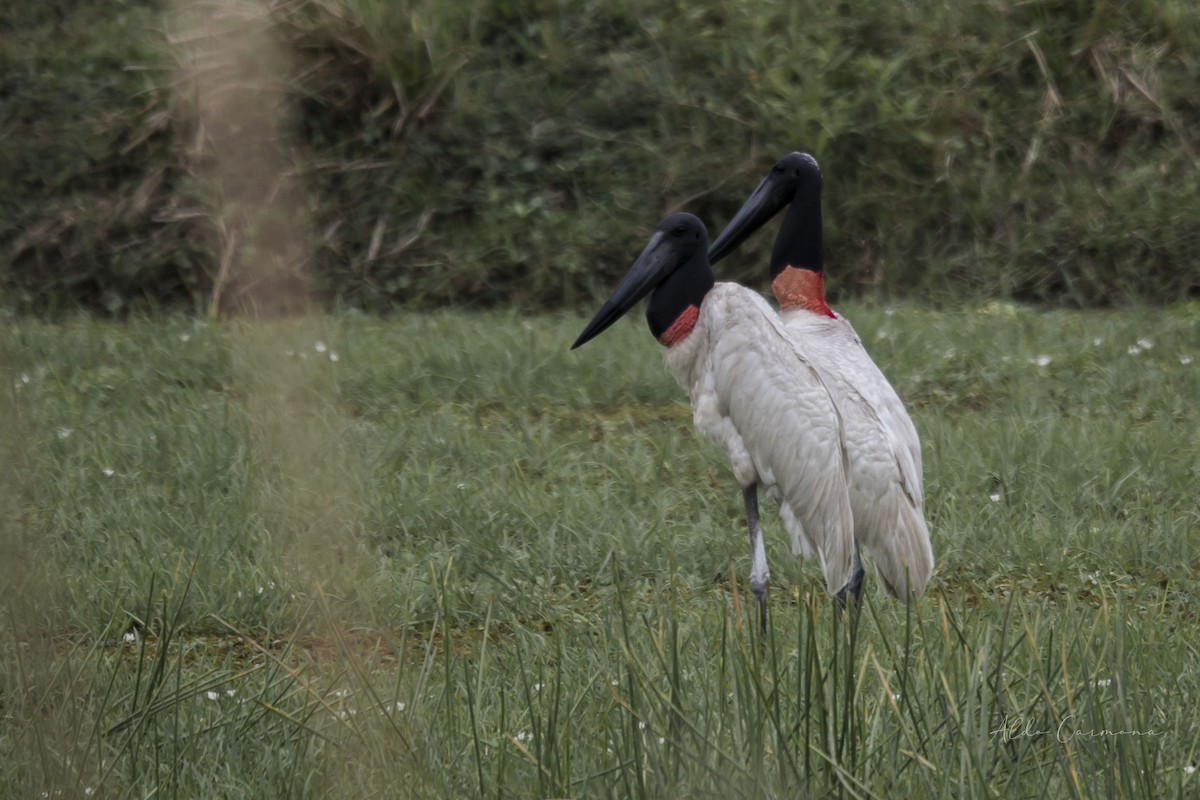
[708, 153, 934, 603]
[573, 212, 854, 634]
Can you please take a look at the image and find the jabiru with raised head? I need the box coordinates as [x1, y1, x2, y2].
[708, 153, 934, 603]
[572, 212, 855, 634]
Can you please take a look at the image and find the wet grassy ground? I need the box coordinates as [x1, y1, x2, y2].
[2, 304, 1198, 797]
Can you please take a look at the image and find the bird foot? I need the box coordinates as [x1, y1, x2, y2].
[753, 586, 768, 638]
[835, 564, 865, 611]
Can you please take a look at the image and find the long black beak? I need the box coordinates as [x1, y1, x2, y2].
[707, 173, 787, 266]
[572, 231, 675, 350]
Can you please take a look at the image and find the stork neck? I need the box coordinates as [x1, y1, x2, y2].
[770, 189, 832, 317]
[770, 190, 823, 278]
[772, 267, 835, 318]
[657, 305, 701, 346]
[646, 254, 713, 346]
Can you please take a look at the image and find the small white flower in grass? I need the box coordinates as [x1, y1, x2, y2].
[20, 373, 30, 384]
[1030, 355, 1051, 367]
[1137, 338, 1154, 350]
[532, 682, 543, 691]
[206, 691, 220, 701]
[84, 789, 94, 797]
[179, 332, 191, 343]
[57, 427, 73, 440]
[1182, 356, 1193, 366]
[225, 688, 237, 697]
[1093, 678, 1112, 688]
[1127, 344, 1143, 356]
[456, 482, 467, 489]
[892, 693, 901, 702]
[989, 493, 1001, 503]
[394, 701, 406, 712]
[1185, 764, 1196, 775]
[102, 467, 115, 477]
[638, 721, 646, 730]
[516, 731, 529, 742]
[328, 351, 339, 362]
[123, 631, 136, 644]
[314, 341, 328, 353]
[1093, 337, 1104, 347]
[657, 736, 665, 744]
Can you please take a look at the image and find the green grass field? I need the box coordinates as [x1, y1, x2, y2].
[2, 304, 1198, 798]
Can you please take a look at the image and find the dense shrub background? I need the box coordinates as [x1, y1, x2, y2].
[2, 0, 1199, 314]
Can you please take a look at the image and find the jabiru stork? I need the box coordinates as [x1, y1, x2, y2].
[708, 153, 934, 603]
[572, 212, 854, 634]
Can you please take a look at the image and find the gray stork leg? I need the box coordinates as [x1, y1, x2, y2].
[836, 542, 866, 610]
[743, 483, 770, 637]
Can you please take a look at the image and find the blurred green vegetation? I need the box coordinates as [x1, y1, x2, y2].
[2, 0, 1199, 313]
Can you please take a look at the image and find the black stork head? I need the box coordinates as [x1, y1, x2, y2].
[572, 212, 713, 350]
[708, 152, 824, 278]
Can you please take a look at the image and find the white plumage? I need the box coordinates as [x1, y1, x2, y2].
[706, 151, 934, 602]
[665, 283, 854, 595]
[573, 211, 858, 631]
[782, 310, 933, 599]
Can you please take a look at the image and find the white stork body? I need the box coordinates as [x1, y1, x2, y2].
[706, 151, 935, 602]
[573, 212, 856, 632]
[782, 310, 933, 599]
[664, 283, 855, 596]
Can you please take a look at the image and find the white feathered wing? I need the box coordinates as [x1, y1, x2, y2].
[784, 311, 934, 599]
[665, 283, 855, 595]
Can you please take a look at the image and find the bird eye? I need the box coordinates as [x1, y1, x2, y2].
[674, 225, 686, 235]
